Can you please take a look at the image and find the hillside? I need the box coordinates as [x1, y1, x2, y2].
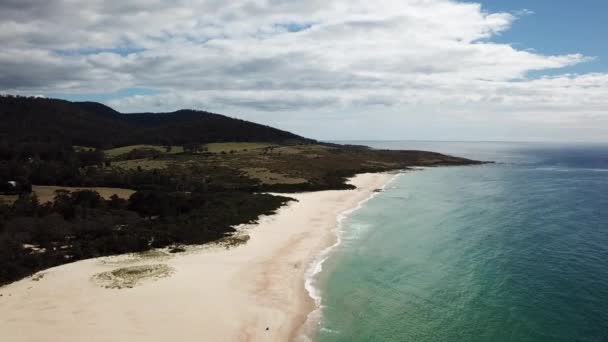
[0, 96, 311, 147]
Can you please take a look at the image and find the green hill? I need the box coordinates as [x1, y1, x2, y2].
[0, 95, 311, 147]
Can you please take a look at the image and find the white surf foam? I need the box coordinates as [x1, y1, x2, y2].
[534, 167, 608, 172]
[298, 172, 402, 341]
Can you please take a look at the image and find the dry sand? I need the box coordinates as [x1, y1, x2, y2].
[0, 173, 395, 342]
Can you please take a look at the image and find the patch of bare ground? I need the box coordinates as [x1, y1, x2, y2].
[97, 249, 172, 266]
[92, 264, 174, 289]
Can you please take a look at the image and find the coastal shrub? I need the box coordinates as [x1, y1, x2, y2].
[0, 189, 292, 286]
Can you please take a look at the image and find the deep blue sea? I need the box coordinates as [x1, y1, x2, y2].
[313, 142, 608, 342]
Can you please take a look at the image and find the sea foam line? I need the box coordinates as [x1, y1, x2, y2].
[534, 167, 608, 172]
[299, 172, 403, 340]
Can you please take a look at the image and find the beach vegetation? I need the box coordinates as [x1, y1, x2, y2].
[92, 264, 174, 289]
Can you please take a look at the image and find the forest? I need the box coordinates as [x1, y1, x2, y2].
[0, 95, 310, 148]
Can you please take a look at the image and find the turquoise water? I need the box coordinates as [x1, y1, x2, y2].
[315, 142, 608, 342]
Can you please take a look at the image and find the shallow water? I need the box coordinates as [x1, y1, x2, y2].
[314, 142, 608, 342]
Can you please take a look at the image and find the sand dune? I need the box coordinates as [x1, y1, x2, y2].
[0, 173, 394, 342]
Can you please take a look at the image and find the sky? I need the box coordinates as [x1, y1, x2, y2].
[1, 0, 607, 142]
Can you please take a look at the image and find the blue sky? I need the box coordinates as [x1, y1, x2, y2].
[480, 0, 607, 75]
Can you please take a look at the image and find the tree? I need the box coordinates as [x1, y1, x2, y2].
[12, 193, 40, 217]
[108, 194, 127, 210]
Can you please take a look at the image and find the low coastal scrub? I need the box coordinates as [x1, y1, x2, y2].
[92, 264, 174, 289]
[0, 189, 292, 285]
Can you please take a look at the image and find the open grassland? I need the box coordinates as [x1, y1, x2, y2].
[203, 142, 333, 155]
[105, 143, 340, 181]
[0, 194, 18, 205]
[242, 167, 307, 185]
[203, 142, 275, 153]
[32, 185, 135, 203]
[272, 144, 335, 155]
[100, 142, 477, 189]
[105, 143, 274, 159]
[111, 158, 170, 170]
[105, 145, 184, 158]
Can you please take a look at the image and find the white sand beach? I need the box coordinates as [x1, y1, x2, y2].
[0, 173, 394, 342]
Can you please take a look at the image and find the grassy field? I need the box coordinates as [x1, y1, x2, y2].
[272, 144, 334, 155]
[4, 142, 473, 202]
[0, 194, 18, 205]
[203, 142, 275, 153]
[97, 142, 478, 190]
[111, 158, 170, 170]
[105, 145, 184, 158]
[202, 143, 332, 155]
[242, 167, 307, 185]
[32, 185, 135, 203]
[103, 143, 325, 175]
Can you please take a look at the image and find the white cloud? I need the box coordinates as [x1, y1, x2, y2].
[0, 0, 607, 141]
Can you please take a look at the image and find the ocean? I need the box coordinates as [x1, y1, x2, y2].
[311, 142, 608, 342]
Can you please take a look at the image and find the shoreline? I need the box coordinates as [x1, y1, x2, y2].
[298, 171, 402, 340]
[0, 172, 396, 342]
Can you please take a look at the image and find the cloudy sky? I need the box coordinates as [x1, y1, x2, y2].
[1, 0, 607, 141]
